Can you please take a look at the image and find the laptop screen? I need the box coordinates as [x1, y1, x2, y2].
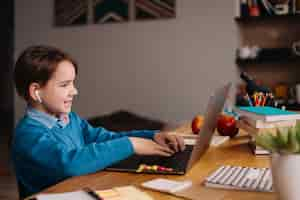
[187, 83, 231, 170]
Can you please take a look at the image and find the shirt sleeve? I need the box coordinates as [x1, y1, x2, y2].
[75, 113, 158, 144]
[13, 124, 135, 181]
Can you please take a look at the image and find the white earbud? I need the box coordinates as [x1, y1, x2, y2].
[35, 90, 42, 103]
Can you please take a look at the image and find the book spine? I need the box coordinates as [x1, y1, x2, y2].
[235, 0, 241, 17]
[241, 0, 249, 17]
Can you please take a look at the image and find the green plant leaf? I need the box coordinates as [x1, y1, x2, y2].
[274, 127, 289, 149]
[287, 126, 300, 153]
[255, 124, 300, 154]
[295, 123, 300, 145]
[255, 132, 278, 152]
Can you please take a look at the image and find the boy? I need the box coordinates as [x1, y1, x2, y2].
[12, 45, 185, 198]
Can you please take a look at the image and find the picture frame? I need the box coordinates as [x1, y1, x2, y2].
[135, 0, 176, 21]
[54, 0, 88, 26]
[54, 0, 177, 26]
[93, 0, 130, 24]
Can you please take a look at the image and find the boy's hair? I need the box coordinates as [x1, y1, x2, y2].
[14, 45, 78, 101]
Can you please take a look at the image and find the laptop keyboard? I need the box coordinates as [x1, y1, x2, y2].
[107, 145, 194, 174]
[161, 145, 193, 171]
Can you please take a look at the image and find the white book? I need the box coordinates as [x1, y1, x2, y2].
[204, 165, 273, 192]
[234, 106, 300, 122]
[242, 116, 296, 129]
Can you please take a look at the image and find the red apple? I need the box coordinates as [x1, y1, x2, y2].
[217, 114, 239, 138]
[191, 115, 204, 134]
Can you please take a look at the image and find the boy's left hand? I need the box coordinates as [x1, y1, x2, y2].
[153, 131, 185, 152]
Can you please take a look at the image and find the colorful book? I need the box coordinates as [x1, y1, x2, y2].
[234, 106, 300, 122]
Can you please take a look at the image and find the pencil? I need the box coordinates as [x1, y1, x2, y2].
[245, 93, 253, 106]
[84, 188, 103, 200]
[261, 94, 267, 106]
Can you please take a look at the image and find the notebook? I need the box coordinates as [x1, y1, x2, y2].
[141, 178, 192, 194]
[234, 106, 300, 122]
[241, 116, 297, 129]
[203, 165, 273, 192]
[33, 186, 153, 200]
[105, 83, 232, 175]
[33, 190, 97, 200]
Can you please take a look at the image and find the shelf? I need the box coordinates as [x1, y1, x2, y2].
[279, 103, 300, 111]
[236, 48, 300, 66]
[235, 14, 300, 23]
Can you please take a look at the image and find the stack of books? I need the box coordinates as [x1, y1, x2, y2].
[235, 106, 300, 156]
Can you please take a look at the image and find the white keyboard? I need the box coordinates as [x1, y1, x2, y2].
[204, 165, 273, 192]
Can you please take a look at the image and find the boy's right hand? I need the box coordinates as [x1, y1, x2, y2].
[129, 137, 174, 157]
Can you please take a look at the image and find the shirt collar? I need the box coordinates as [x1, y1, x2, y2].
[26, 106, 69, 129]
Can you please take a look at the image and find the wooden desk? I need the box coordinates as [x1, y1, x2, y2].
[32, 126, 277, 200]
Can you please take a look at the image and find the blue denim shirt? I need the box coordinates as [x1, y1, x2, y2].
[26, 106, 69, 129]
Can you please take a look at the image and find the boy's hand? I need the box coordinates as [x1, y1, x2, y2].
[129, 137, 175, 156]
[153, 131, 185, 152]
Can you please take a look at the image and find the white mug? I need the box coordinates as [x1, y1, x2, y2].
[238, 46, 251, 59]
[292, 41, 300, 56]
[273, 4, 289, 15]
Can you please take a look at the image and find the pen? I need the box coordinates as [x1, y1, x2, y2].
[245, 93, 253, 106]
[261, 94, 266, 106]
[84, 188, 103, 200]
[258, 92, 263, 106]
[253, 93, 259, 106]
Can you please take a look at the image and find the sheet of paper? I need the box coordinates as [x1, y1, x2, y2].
[96, 186, 153, 200]
[36, 191, 94, 200]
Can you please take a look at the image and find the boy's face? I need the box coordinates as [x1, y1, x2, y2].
[36, 60, 78, 117]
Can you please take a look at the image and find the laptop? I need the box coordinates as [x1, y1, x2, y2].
[105, 83, 231, 175]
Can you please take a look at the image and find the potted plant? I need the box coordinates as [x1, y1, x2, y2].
[256, 124, 300, 200]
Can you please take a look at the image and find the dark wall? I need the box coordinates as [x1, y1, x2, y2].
[0, 0, 14, 143]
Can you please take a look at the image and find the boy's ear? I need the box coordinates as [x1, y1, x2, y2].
[29, 83, 42, 102]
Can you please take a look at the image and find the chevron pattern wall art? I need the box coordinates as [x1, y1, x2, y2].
[54, 0, 88, 26]
[93, 0, 130, 24]
[54, 0, 176, 26]
[135, 0, 176, 20]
